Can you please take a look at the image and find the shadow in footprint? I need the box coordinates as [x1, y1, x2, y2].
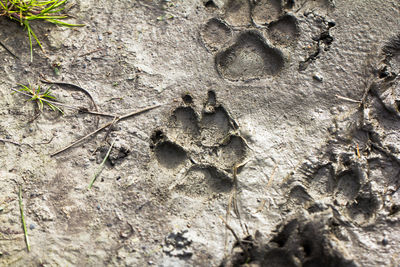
[215, 31, 284, 81]
[155, 141, 187, 169]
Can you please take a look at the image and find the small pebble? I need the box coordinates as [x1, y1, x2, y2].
[382, 238, 389, 246]
[313, 73, 323, 82]
[29, 223, 36, 230]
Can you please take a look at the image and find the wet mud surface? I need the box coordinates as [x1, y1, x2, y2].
[0, 0, 400, 266]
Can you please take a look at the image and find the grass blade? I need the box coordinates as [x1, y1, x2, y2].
[18, 186, 30, 252]
[89, 140, 116, 189]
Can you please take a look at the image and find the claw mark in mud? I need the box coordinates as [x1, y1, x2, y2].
[251, 0, 282, 25]
[268, 14, 300, 46]
[150, 92, 248, 197]
[215, 31, 284, 81]
[200, 18, 232, 52]
[224, 0, 252, 27]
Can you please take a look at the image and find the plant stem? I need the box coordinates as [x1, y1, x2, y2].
[89, 140, 116, 189]
[18, 186, 30, 252]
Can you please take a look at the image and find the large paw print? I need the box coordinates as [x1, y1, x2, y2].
[200, 0, 302, 81]
[200, 0, 337, 79]
[150, 91, 248, 198]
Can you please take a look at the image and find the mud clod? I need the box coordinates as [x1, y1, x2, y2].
[163, 230, 193, 259]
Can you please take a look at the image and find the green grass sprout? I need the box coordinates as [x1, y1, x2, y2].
[89, 140, 116, 189]
[18, 186, 30, 252]
[0, 0, 84, 61]
[12, 84, 64, 114]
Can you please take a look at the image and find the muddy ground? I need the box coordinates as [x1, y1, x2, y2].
[0, 0, 400, 266]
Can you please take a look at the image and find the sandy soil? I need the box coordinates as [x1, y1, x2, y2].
[1, 0, 400, 266]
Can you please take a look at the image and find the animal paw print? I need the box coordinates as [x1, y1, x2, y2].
[288, 150, 380, 226]
[200, 0, 337, 79]
[200, 0, 302, 81]
[150, 91, 248, 198]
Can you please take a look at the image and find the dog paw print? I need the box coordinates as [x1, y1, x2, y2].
[288, 149, 381, 226]
[150, 91, 248, 197]
[200, 0, 337, 78]
[200, 0, 303, 81]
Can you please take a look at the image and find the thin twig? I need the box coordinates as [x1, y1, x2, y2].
[219, 215, 249, 259]
[104, 116, 118, 141]
[0, 40, 19, 59]
[118, 104, 162, 120]
[219, 215, 241, 244]
[51, 104, 162, 157]
[0, 138, 22, 147]
[89, 140, 115, 189]
[51, 120, 115, 157]
[256, 164, 277, 213]
[18, 187, 30, 252]
[231, 160, 249, 235]
[40, 78, 99, 113]
[0, 138, 34, 149]
[335, 94, 361, 104]
[72, 72, 100, 127]
[79, 47, 105, 57]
